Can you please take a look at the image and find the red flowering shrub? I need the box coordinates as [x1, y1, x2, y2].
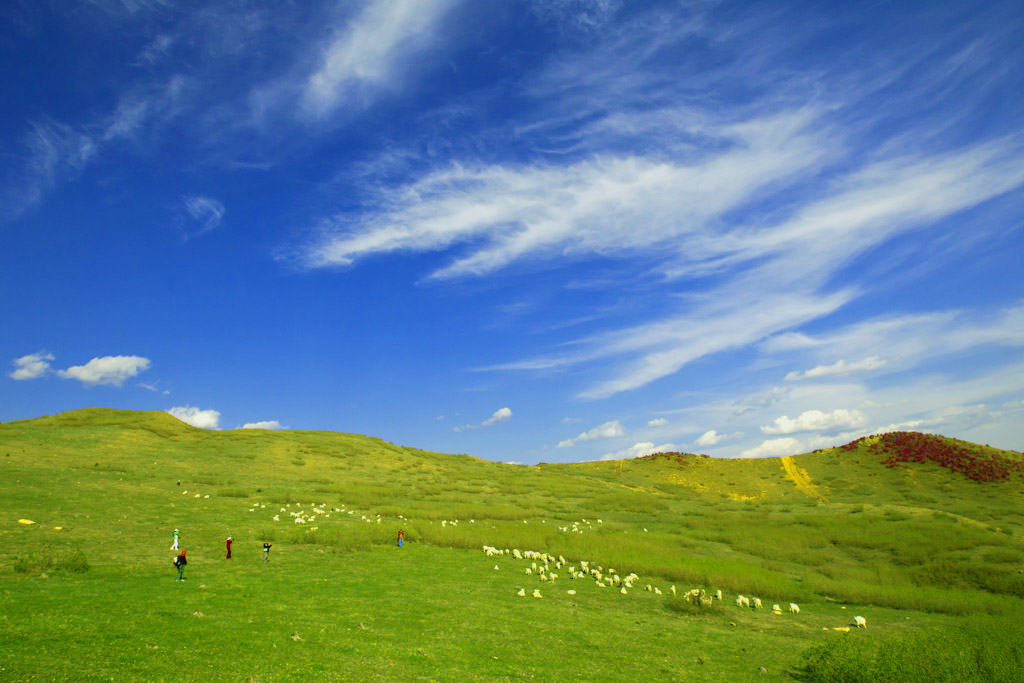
[842, 432, 1024, 483]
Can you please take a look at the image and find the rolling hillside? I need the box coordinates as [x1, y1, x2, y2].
[1, 409, 1022, 682]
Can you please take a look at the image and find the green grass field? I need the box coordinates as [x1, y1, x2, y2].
[2, 409, 1023, 681]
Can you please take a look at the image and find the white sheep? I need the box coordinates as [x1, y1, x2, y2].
[517, 588, 526, 597]
[789, 603, 800, 614]
[620, 587, 627, 594]
[752, 598, 762, 609]
[272, 515, 280, 522]
[716, 590, 723, 601]
[736, 595, 750, 608]
[567, 590, 576, 595]
[532, 589, 542, 599]
[525, 568, 532, 575]
[854, 616, 866, 629]
[670, 586, 677, 596]
[772, 604, 781, 612]
[654, 587, 662, 595]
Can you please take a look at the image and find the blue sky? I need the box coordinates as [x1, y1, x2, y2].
[3, 0, 1023, 464]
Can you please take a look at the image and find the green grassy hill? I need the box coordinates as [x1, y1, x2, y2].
[2, 409, 1022, 682]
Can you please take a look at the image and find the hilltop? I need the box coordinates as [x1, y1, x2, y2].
[1, 408, 1023, 682]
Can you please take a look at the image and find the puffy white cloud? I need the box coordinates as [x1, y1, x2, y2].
[761, 408, 866, 435]
[57, 355, 151, 387]
[647, 417, 668, 427]
[785, 356, 886, 381]
[601, 441, 677, 461]
[557, 419, 624, 448]
[9, 352, 54, 380]
[741, 437, 802, 458]
[167, 406, 221, 429]
[241, 420, 285, 430]
[454, 407, 512, 431]
[694, 429, 748, 447]
[482, 407, 513, 426]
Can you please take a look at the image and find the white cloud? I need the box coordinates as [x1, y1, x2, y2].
[167, 406, 221, 429]
[785, 356, 886, 381]
[57, 355, 151, 387]
[483, 407, 513, 426]
[647, 417, 668, 426]
[561, 417, 583, 423]
[761, 408, 866, 435]
[694, 430, 745, 447]
[741, 437, 802, 458]
[557, 419, 624, 447]
[601, 441, 677, 461]
[241, 420, 285, 430]
[454, 407, 512, 431]
[183, 195, 225, 234]
[9, 352, 54, 380]
[732, 386, 791, 416]
[301, 0, 457, 117]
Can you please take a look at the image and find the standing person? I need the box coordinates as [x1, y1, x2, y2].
[397, 529, 405, 548]
[173, 550, 187, 581]
[225, 536, 232, 559]
[263, 541, 272, 563]
[171, 528, 179, 551]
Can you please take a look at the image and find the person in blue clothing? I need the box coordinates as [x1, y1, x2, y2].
[397, 529, 405, 548]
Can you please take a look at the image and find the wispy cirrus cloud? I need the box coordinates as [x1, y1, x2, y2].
[300, 0, 459, 118]
[182, 195, 225, 235]
[296, 2, 1024, 405]
[784, 357, 885, 381]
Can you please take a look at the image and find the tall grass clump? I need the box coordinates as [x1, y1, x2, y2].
[14, 548, 89, 574]
[800, 617, 1024, 683]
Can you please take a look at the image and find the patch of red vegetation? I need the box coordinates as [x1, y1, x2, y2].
[639, 451, 711, 463]
[841, 432, 1024, 483]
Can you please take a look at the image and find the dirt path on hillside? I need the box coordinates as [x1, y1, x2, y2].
[780, 456, 828, 503]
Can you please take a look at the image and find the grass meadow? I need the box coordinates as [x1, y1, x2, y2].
[1, 409, 1023, 681]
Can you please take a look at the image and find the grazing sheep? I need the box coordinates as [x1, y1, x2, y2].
[525, 568, 532, 575]
[532, 589, 542, 598]
[517, 588, 526, 597]
[789, 603, 800, 614]
[670, 586, 677, 596]
[620, 587, 628, 594]
[654, 588, 662, 595]
[513, 549, 522, 559]
[833, 627, 850, 633]
[854, 616, 866, 629]
[736, 595, 750, 608]
[272, 515, 280, 522]
[716, 590, 723, 601]
[752, 598, 762, 609]
[772, 604, 781, 612]
[494, 565, 500, 571]
[567, 589, 576, 595]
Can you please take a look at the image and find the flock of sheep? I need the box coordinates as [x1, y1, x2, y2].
[483, 545, 868, 631]
[238, 498, 871, 632]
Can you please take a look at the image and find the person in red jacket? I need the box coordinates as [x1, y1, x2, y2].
[173, 550, 187, 581]
[226, 536, 232, 559]
[397, 529, 405, 548]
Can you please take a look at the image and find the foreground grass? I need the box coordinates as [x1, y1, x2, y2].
[1, 409, 1023, 681]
